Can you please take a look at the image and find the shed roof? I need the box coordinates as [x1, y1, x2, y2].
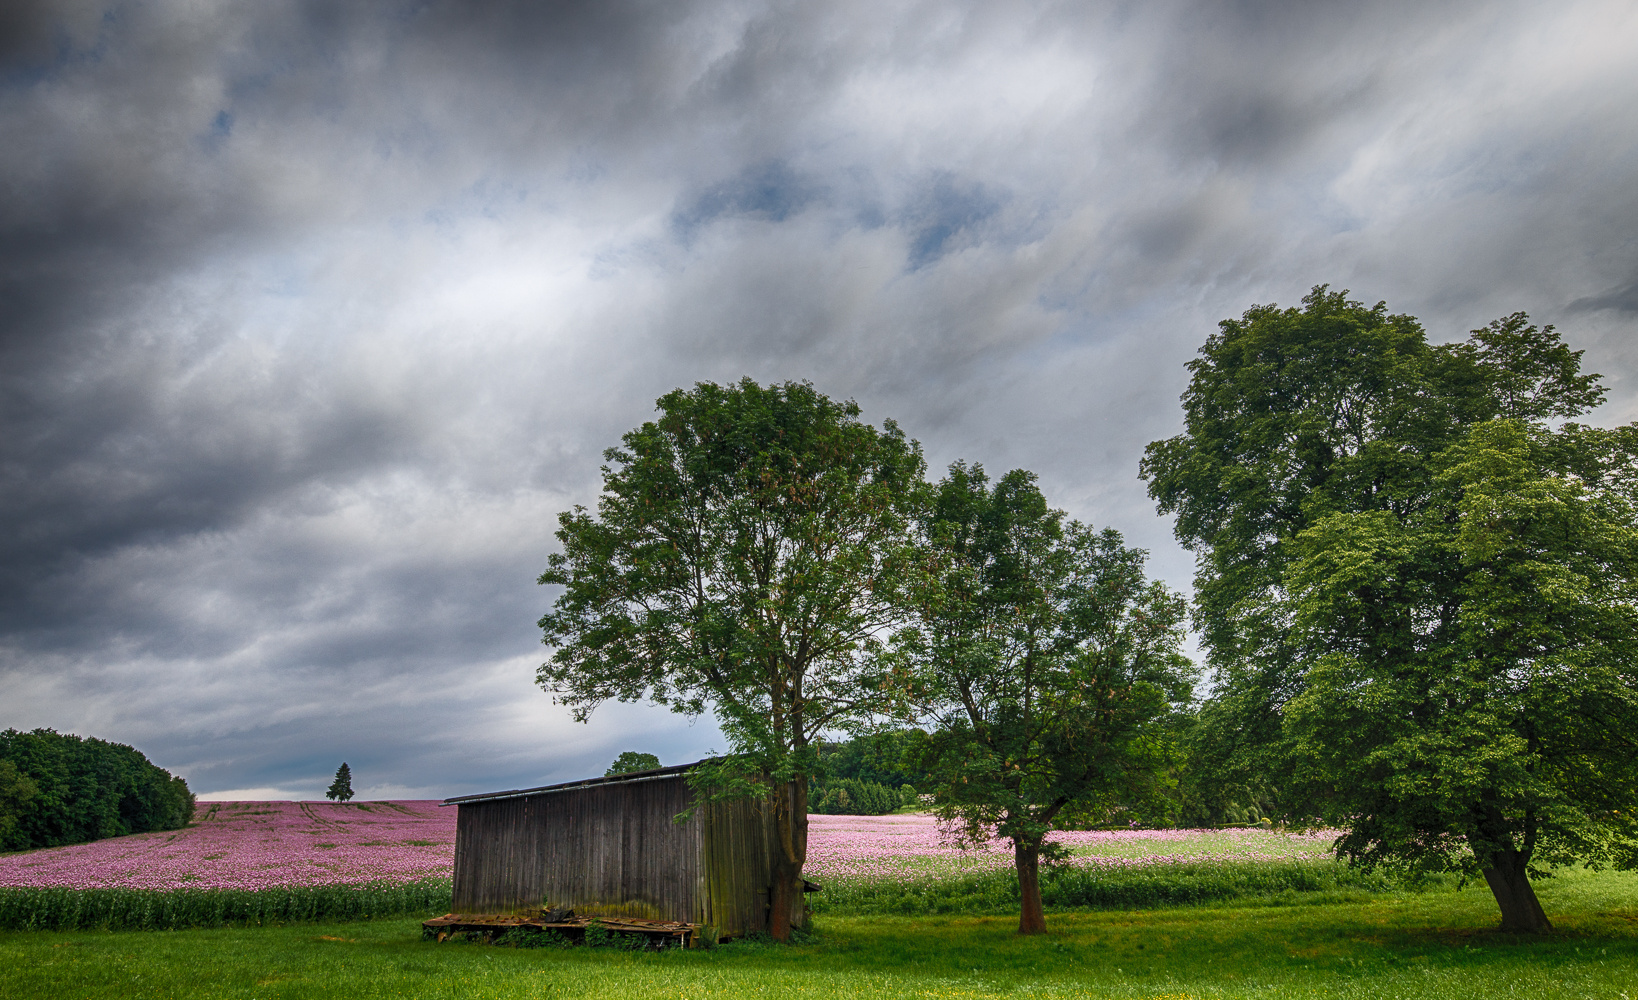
[442, 760, 697, 806]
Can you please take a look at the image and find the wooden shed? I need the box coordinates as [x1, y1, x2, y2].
[443, 761, 795, 939]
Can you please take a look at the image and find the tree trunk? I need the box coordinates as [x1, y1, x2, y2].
[1015, 839, 1047, 935]
[1482, 848, 1552, 933]
[767, 779, 810, 941]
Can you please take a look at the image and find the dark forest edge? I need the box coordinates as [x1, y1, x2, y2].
[0, 729, 194, 853]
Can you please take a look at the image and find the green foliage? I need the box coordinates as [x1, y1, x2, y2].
[536, 379, 931, 932]
[1141, 286, 1638, 930]
[0, 729, 195, 852]
[494, 927, 572, 948]
[325, 763, 354, 803]
[0, 760, 39, 844]
[0, 879, 451, 931]
[816, 729, 932, 788]
[810, 729, 929, 814]
[812, 858, 1399, 915]
[1283, 421, 1638, 873]
[1121, 712, 1282, 829]
[604, 752, 662, 777]
[808, 777, 914, 815]
[582, 921, 649, 950]
[537, 378, 927, 773]
[902, 463, 1194, 928]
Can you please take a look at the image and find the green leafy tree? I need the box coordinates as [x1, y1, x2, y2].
[0, 759, 39, 844]
[817, 729, 933, 788]
[0, 729, 194, 850]
[605, 752, 662, 777]
[537, 379, 927, 941]
[906, 464, 1194, 934]
[326, 763, 354, 802]
[1141, 287, 1638, 931]
[809, 777, 908, 815]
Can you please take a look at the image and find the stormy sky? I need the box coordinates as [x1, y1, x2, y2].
[3, 0, 1636, 800]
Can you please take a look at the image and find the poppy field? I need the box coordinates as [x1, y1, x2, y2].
[0, 801, 455, 931]
[0, 803, 1395, 931]
[0, 800, 456, 891]
[804, 814, 1394, 915]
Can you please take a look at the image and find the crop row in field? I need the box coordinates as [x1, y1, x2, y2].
[0, 879, 453, 931]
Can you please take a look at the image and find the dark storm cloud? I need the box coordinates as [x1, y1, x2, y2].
[2, 0, 1635, 798]
[1570, 279, 1638, 316]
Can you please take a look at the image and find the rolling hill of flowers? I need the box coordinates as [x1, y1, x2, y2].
[0, 800, 455, 891]
[0, 800, 456, 930]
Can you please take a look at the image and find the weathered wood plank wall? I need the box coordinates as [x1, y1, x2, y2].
[700, 793, 782, 934]
[450, 772, 781, 938]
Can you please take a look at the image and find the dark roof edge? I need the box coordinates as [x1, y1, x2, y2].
[441, 759, 705, 806]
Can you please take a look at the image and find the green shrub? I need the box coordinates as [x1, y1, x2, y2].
[583, 921, 648, 950]
[605, 752, 661, 777]
[811, 778, 915, 815]
[493, 927, 572, 948]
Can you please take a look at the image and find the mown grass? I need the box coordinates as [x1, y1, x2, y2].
[1, 869, 1634, 999]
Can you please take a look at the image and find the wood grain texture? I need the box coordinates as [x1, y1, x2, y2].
[450, 773, 781, 938]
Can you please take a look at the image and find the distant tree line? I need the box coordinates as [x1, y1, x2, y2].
[0, 728, 195, 852]
[809, 731, 929, 814]
[605, 751, 662, 777]
[809, 726, 1277, 828]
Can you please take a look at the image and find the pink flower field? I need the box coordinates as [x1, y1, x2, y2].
[0, 800, 456, 891]
[804, 814, 1340, 884]
[0, 804, 1338, 894]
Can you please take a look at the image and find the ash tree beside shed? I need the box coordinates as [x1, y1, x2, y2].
[537, 378, 927, 942]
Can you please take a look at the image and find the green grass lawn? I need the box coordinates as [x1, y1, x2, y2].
[2, 870, 1634, 999]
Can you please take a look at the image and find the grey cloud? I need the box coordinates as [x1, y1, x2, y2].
[2, 0, 1635, 797]
[1569, 279, 1638, 316]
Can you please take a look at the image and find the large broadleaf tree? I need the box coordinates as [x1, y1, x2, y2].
[907, 464, 1194, 934]
[536, 378, 926, 940]
[1141, 286, 1638, 931]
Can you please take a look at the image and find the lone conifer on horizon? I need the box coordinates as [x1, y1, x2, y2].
[326, 762, 354, 802]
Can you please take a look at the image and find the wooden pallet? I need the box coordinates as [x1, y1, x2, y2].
[422, 912, 700, 948]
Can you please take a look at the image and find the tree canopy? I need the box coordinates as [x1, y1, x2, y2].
[537, 378, 927, 940]
[326, 762, 354, 802]
[0, 728, 194, 851]
[906, 463, 1194, 933]
[605, 751, 662, 777]
[1141, 287, 1638, 931]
